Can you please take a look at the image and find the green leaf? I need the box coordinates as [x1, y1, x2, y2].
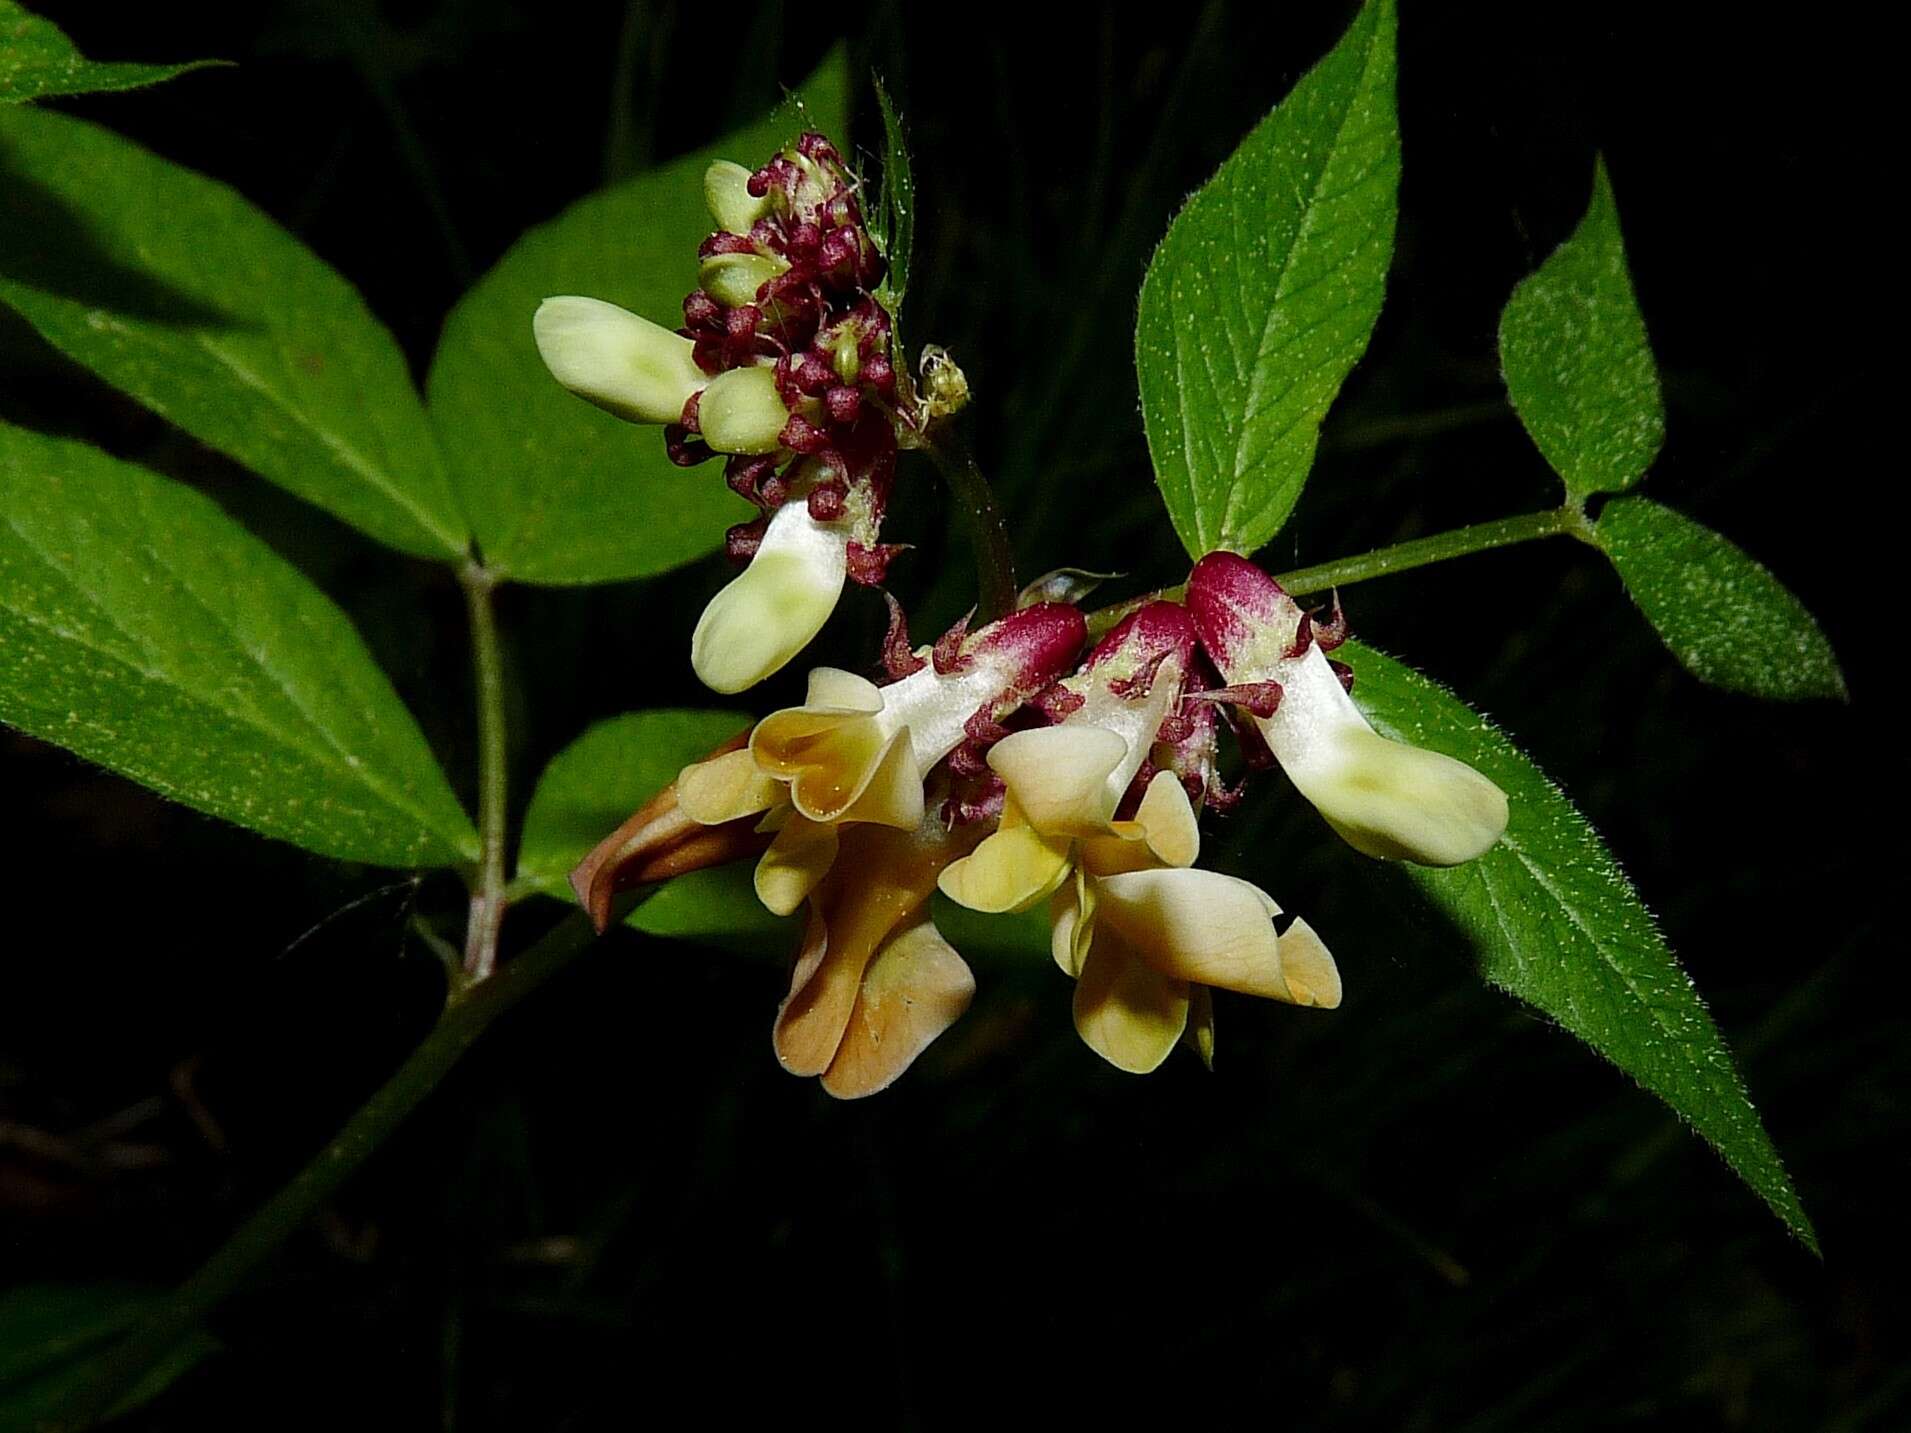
[0, 1, 224, 104]
[870, 73, 915, 317]
[519, 709, 791, 952]
[1595, 495, 1844, 700]
[1499, 157, 1665, 503]
[0, 1283, 217, 1424]
[0, 104, 469, 560]
[425, 49, 848, 585]
[0, 422, 478, 866]
[1136, 0, 1399, 559]
[1341, 638, 1815, 1248]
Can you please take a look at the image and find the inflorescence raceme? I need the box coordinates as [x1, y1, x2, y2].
[536, 130, 1509, 1097]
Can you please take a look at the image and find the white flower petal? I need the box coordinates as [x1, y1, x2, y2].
[691, 502, 848, 693]
[753, 815, 840, 917]
[937, 800, 1073, 913]
[1273, 916, 1342, 1010]
[676, 748, 781, 825]
[1072, 928, 1189, 1074]
[986, 724, 1129, 836]
[1109, 770, 1201, 869]
[533, 296, 707, 425]
[1092, 867, 1326, 1004]
[1257, 645, 1508, 866]
[820, 920, 975, 1100]
[801, 666, 885, 713]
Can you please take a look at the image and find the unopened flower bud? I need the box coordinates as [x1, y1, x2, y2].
[568, 729, 772, 932]
[691, 497, 850, 693]
[697, 250, 790, 310]
[1186, 551, 1508, 866]
[704, 159, 773, 235]
[533, 296, 707, 425]
[696, 365, 791, 454]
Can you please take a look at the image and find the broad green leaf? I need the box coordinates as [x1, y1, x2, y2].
[1595, 495, 1844, 701]
[870, 73, 915, 317]
[0, 105, 469, 560]
[0, 1283, 217, 1424]
[519, 709, 790, 952]
[1136, 0, 1399, 559]
[426, 49, 848, 585]
[1499, 157, 1665, 503]
[1341, 638, 1814, 1248]
[0, 1, 224, 104]
[0, 422, 478, 866]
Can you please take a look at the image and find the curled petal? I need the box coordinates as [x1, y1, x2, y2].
[677, 748, 782, 825]
[772, 823, 958, 1077]
[1049, 866, 1094, 977]
[1096, 770, 1202, 872]
[533, 296, 707, 425]
[985, 724, 1129, 837]
[1258, 646, 1508, 866]
[691, 500, 849, 694]
[819, 920, 975, 1099]
[1272, 916, 1342, 1010]
[937, 799, 1073, 914]
[752, 686, 922, 831]
[1072, 927, 1189, 1074]
[773, 905, 842, 1077]
[754, 814, 840, 917]
[1091, 867, 1336, 1006]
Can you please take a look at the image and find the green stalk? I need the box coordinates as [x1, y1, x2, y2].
[1271, 506, 1592, 596]
[459, 561, 510, 983]
[918, 435, 1019, 622]
[58, 908, 617, 1431]
[1084, 504, 1594, 637]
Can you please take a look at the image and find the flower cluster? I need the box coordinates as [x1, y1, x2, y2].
[535, 133, 904, 695]
[650, 551, 1503, 1096]
[539, 128, 1510, 1099]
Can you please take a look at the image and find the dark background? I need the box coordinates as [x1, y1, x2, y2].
[2, 2, 1902, 1428]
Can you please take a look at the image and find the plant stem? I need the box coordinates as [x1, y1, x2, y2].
[459, 561, 510, 983]
[59, 907, 617, 1432]
[1271, 506, 1592, 597]
[918, 434, 1019, 622]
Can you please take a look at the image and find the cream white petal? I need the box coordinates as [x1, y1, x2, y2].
[753, 815, 840, 917]
[533, 296, 706, 425]
[801, 666, 885, 713]
[820, 920, 975, 1100]
[1257, 645, 1508, 867]
[1108, 769, 1202, 869]
[838, 732, 926, 831]
[1072, 930, 1189, 1074]
[676, 748, 782, 826]
[697, 364, 789, 454]
[986, 724, 1129, 837]
[937, 803, 1073, 914]
[1272, 916, 1342, 1010]
[1091, 867, 1315, 1003]
[690, 501, 848, 694]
